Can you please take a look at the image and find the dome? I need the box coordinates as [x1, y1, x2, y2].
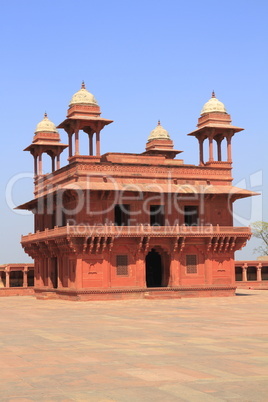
[147, 121, 171, 141]
[200, 91, 227, 115]
[69, 81, 98, 106]
[35, 113, 58, 134]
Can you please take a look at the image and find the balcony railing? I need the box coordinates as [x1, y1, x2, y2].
[21, 224, 251, 243]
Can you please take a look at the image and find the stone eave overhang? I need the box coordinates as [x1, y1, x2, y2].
[16, 184, 259, 211]
[57, 116, 113, 129]
[188, 124, 244, 136]
[24, 142, 68, 152]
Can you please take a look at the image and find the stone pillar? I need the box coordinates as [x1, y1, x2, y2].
[35, 260, 40, 287]
[242, 263, 248, 282]
[5, 270, 10, 288]
[75, 129, 79, 155]
[56, 154, 60, 170]
[216, 138, 223, 161]
[198, 138, 204, 165]
[23, 267, 28, 287]
[89, 133, 93, 156]
[257, 263, 262, 282]
[57, 257, 63, 289]
[227, 136, 232, 162]
[38, 154, 43, 175]
[51, 156, 55, 172]
[68, 133, 73, 158]
[36, 259, 44, 287]
[209, 136, 214, 162]
[96, 130, 100, 156]
[34, 155, 38, 176]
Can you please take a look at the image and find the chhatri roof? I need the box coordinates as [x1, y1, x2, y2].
[69, 81, 98, 106]
[147, 121, 171, 141]
[35, 113, 58, 134]
[200, 91, 227, 115]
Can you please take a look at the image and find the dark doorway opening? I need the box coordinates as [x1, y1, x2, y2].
[27, 269, 34, 287]
[247, 266, 257, 281]
[50, 257, 58, 289]
[235, 266, 242, 281]
[262, 266, 268, 281]
[146, 249, 162, 287]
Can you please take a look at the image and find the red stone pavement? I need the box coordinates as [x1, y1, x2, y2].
[1, 289, 268, 401]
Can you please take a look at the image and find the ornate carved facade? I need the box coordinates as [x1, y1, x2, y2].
[18, 85, 257, 300]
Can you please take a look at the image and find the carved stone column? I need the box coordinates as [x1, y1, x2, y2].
[257, 263, 262, 282]
[242, 263, 248, 282]
[5, 270, 10, 288]
[23, 267, 28, 287]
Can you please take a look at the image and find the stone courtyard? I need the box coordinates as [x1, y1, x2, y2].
[1, 290, 268, 401]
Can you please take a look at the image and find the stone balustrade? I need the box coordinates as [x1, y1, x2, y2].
[21, 224, 251, 243]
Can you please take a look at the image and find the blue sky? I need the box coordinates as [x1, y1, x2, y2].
[0, 0, 267, 262]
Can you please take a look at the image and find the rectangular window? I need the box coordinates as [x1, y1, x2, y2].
[116, 255, 129, 276]
[150, 205, 164, 226]
[184, 206, 198, 226]
[186, 255, 197, 274]
[114, 204, 130, 226]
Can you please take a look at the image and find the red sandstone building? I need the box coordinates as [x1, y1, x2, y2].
[0, 264, 34, 296]
[18, 85, 257, 300]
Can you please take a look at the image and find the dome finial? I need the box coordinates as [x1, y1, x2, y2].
[148, 121, 170, 141]
[69, 83, 98, 106]
[200, 92, 227, 115]
[35, 113, 58, 134]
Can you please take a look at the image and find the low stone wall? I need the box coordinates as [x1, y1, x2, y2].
[236, 281, 268, 290]
[34, 285, 236, 301]
[0, 287, 35, 297]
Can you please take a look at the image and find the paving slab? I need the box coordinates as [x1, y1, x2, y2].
[1, 289, 268, 401]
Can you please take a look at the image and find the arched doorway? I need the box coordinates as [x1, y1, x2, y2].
[146, 249, 163, 287]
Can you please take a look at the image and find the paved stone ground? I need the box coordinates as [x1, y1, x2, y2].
[1, 290, 268, 401]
